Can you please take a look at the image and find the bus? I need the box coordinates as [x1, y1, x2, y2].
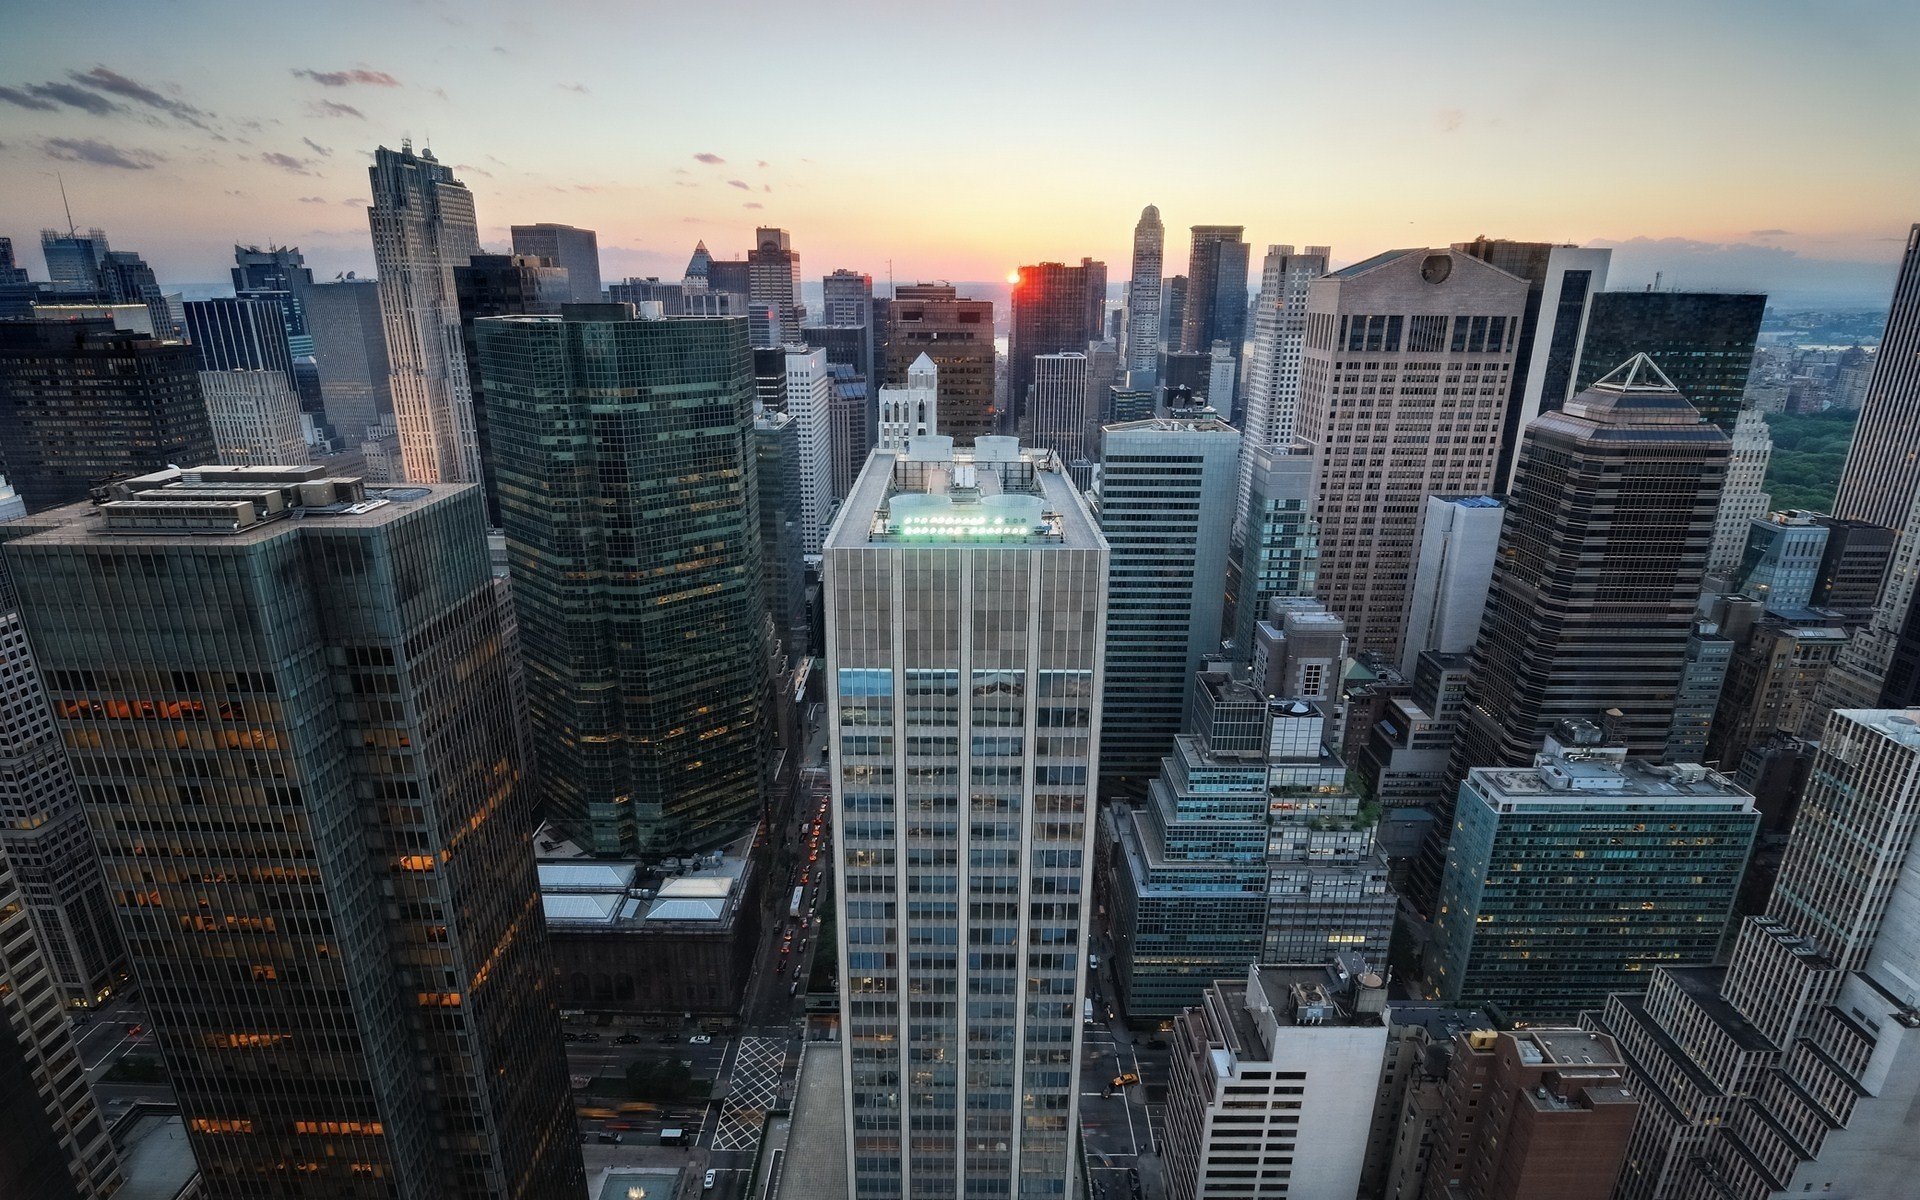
[790, 887, 805, 919]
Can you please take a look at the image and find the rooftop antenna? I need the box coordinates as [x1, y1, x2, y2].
[57, 172, 76, 237]
[887, 258, 894, 298]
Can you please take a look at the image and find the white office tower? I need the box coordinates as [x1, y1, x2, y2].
[876, 352, 938, 452]
[367, 141, 482, 483]
[1821, 483, 1920, 712]
[1126, 205, 1165, 374]
[826, 436, 1108, 1200]
[1590, 707, 1920, 1200]
[785, 346, 835, 553]
[1165, 959, 1389, 1200]
[1398, 495, 1503, 675]
[1237, 246, 1330, 545]
[0, 475, 23, 521]
[198, 370, 311, 467]
[1026, 351, 1092, 463]
[1708, 407, 1774, 579]
[1206, 340, 1237, 411]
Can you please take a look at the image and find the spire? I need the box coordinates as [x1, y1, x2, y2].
[1591, 352, 1679, 394]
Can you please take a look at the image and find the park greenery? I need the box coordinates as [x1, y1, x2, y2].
[1763, 409, 1859, 513]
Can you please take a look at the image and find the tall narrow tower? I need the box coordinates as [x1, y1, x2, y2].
[367, 141, 482, 484]
[1237, 245, 1329, 544]
[827, 436, 1107, 1199]
[1834, 224, 1920, 531]
[1125, 205, 1165, 374]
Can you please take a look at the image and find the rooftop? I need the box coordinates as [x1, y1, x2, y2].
[536, 827, 753, 929]
[825, 439, 1103, 551]
[1469, 753, 1755, 810]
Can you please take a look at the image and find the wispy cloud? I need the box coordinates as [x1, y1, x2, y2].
[308, 99, 365, 119]
[454, 162, 493, 178]
[757, 160, 769, 168]
[70, 67, 206, 124]
[727, 179, 750, 190]
[559, 81, 590, 94]
[1751, 228, 1793, 237]
[0, 85, 59, 112]
[7, 80, 121, 115]
[261, 150, 314, 174]
[694, 152, 725, 164]
[43, 136, 162, 169]
[744, 202, 764, 210]
[1436, 107, 1465, 133]
[298, 195, 326, 203]
[291, 67, 401, 88]
[340, 197, 367, 206]
[301, 136, 333, 157]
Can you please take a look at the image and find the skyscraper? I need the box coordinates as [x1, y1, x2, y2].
[1452, 238, 1611, 490]
[1125, 205, 1164, 374]
[367, 141, 483, 483]
[509, 222, 602, 303]
[183, 295, 297, 383]
[1238, 244, 1330, 542]
[38, 228, 108, 296]
[755, 408, 808, 662]
[1707, 407, 1774, 579]
[1591, 707, 1920, 1200]
[873, 282, 997, 443]
[1229, 443, 1319, 654]
[0, 318, 215, 512]
[3, 466, 583, 1200]
[1007, 258, 1106, 432]
[198, 370, 310, 465]
[1399, 495, 1504, 676]
[0, 558, 123, 1008]
[300, 276, 392, 448]
[231, 243, 312, 293]
[99, 247, 179, 339]
[827, 436, 1107, 1200]
[822, 267, 877, 387]
[475, 307, 767, 857]
[453, 253, 570, 524]
[1833, 222, 1920, 531]
[748, 227, 805, 347]
[1295, 247, 1529, 654]
[1025, 351, 1093, 464]
[0, 846, 122, 1199]
[785, 345, 836, 552]
[1180, 226, 1250, 367]
[1098, 415, 1241, 789]
[1573, 290, 1765, 430]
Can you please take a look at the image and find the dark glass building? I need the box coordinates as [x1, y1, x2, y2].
[2, 467, 583, 1200]
[183, 295, 297, 380]
[1007, 257, 1106, 431]
[452, 254, 569, 524]
[0, 318, 215, 513]
[873, 283, 996, 443]
[1180, 226, 1250, 364]
[1573, 290, 1764, 430]
[474, 308, 768, 857]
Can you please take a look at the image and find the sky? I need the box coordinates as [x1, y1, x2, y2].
[3, 0, 1917, 308]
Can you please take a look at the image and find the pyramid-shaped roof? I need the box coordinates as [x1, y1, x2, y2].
[1563, 352, 1712, 427]
[684, 240, 712, 280]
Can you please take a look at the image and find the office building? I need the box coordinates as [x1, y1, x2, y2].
[1025, 351, 1092, 463]
[367, 140, 483, 483]
[1704, 601, 1850, 771]
[199, 370, 310, 466]
[301, 276, 392, 446]
[1297, 247, 1529, 654]
[756, 408, 809, 662]
[0, 236, 26, 285]
[1008, 258, 1106, 431]
[822, 268, 877, 382]
[453, 253, 569, 524]
[874, 283, 997, 443]
[607, 276, 686, 314]
[747, 227, 805, 347]
[509, 222, 601, 303]
[0, 559, 123, 1008]
[1573, 291, 1765, 430]
[1098, 416, 1241, 789]
[40, 228, 177, 337]
[1665, 617, 1736, 764]
[1445, 356, 1729, 860]
[183, 295, 297, 382]
[1452, 239, 1612, 490]
[876, 351, 937, 452]
[1126, 205, 1165, 374]
[1427, 730, 1757, 1022]
[783, 346, 836, 552]
[1237, 245, 1329, 542]
[1180, 226, 1251, 368]
[1165, 959, 1389, 1200]
[1734, 509, 1829, 612]
[1355, 650, 1473, 822]
[1590, 707, 1920, 1200]
[1811, 515, 1896, 620]
[826, 437, 1107, 1200]
[0, 318, 215, 513]
[1833, 222, 1920, 531]
[231, 242, 311, 292]
[0, 847, 122, 1199]
[1707, 408, 1774, 579]
[1362, 1002, 1494, 1200]
[1229, 446, 1318, 654]
[2, 466, 584, 1200]
[1820, 482, 1920, 712]
[39, 228, 108, 296]
[1400, 495, 1503, 677]
[1162, 274, 1190, 348]
[826, 360, 871, 502]
[1421, 1028, 1638, 1200]
[1249, 598, 1347, 707]
[475, 308, 768, 858]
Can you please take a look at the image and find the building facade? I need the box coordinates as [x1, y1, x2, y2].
[198, 370, 310, 466]
[2, 466, 583, 1200]
[875, 283, 997, 444]
[1008, 259, 1106, 433]
[1229, 446, 1318, 655]
[1025, 351, 1093, 465]
[785, 345, 836, 553]
[1833, 223, 1920, 532]
[1573, 291, 1765, 431]
[1180, 226, 1251, 368]
[747, 227, 805, 348]
[876, 351, 938, 452]
[300, 276, 392, 449]
[1126, 206, 1165, 374]
[826, 437, 1107, 1199]
[1237, 245, 1329, 543]
[509, 222, 601, 303]
[1399, 495, 1503, 677]
[1707, 407, 1774, 580]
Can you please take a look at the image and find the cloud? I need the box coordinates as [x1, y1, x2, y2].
[744, 202, 764, 210]
[1588, 235, 1902, 309]
[675, 181, 698, 188]
[299, 195, 327, 203]
[694, 152, 725, 164]
[454, 162, 494, 178]
[1436, 107, 1465, 132]
[762, 184, 771, 193]
[757, 160, 768, 168]
[0, 86, 58, 111]
[308, 99, 365, 119]
[727, 179, 750, 190]
[492, 45, 510, 55]
[1751, 228, 1792, 237]
[43, 136, 162, 169]
[559, 81, 589, 93]
[673, 167, 689, 175]
[69, 67, 205, 123]
[261, 150, 314, 173]
[301, 136, 333, 157]
[224, 188, 248, 197]
[19, 80, 122, 115]
[291, 67, 401, 88]
[340, 197, 367, 206]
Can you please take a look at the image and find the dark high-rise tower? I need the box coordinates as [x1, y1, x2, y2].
[1426, 356, 1730, 908]
[509, 223, 601, 303]
[1834, 223, 1920, 532]
[1573, 290, 1764, 430]
[1126, 205, 1165, 374]
[301, 277, 392, 447]
[1180, 226, 1251, 364]
[452, 254, 569, 525]
[231, 243, 313, 293]
[873, 283, 997, 443]
[0, 318, 215, 512]
[747, 227, 804, 347]
[3, 466, 583, 1200]
[1007, 257, 1106, 432]
[475, 308, 768, 857]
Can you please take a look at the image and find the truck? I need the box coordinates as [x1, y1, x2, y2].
[1084, 998, 1095, 1024]
[790, 886, 805, 919]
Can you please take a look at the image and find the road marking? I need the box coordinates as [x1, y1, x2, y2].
[712, 1036, 786, 1152]
[1113, 1054, 1138, 1157]
[84, 1032, 135, 1073]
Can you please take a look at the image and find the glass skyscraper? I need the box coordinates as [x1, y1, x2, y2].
[1, 466, 582, 1200]
[1573, 290, 1764, 431]
[474, 307, 768, 857]
[826, 436, 1107, 1198]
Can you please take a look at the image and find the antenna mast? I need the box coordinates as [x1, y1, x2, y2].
[58, 172, 76, 236]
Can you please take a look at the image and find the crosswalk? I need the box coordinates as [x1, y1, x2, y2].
[712, 1036, 787, 1152]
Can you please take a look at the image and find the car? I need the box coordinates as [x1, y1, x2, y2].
[614, 1033, 644, 1045]
[799, 871, 810, 885]
[704, 1169, 717, 1190]
[574, 1031, 600, 1043]
[780, 944, 791, 956]
[783, 929, 794, 942]
[808, 851, 818, 862]
[657, 1033, 680, 1043]
[597, 1132, 623, 1145]
[1111, 1072, 1140, 1089]
[562, 1032, 581, 1043]
[689, 1034, 712, 1045]
[125, 1023, 144, 1038]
